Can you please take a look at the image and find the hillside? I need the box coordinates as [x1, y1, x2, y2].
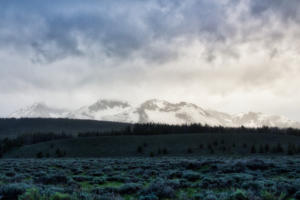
[0, 118, 129, 138]
[5, 133, 300, 158]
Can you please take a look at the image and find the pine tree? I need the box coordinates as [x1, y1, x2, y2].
[251, 145, 256, 154]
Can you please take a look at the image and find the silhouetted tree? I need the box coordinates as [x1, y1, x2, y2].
[55, 148, 65, 157]
[187, 147, 193, 154]
[264, 144, 270, 153]
[163, 148, 168, 154]
[251, 145, 257, 154]
[137, 146, 143, 154]
[36, 151, 43, 158]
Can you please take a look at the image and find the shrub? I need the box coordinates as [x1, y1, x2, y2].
[50, 192, 72, 200]
[36, 174, 68, 185]
[182, 170, 200, 181]
[19, 188, 47, 200]
[294, 191, 300, 199]
[231, 189, 248, 200]
[139, 194, 159, 200]
[118, 183, 141, 194]
[149, 152, 154, 157]
[143, 179, 175, 199]
[261, 190, 277, 200]
[0, 183, 29, 199]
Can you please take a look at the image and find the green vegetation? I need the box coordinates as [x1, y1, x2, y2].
[0, 157, 299, 200]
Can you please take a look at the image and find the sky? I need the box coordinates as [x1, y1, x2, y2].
[0, 0, 300, 120]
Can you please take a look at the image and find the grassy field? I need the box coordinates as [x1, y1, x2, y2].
[0, 157, 300, 200]
[5, 133, 300, 158]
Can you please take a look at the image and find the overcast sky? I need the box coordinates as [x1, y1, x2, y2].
[0, 0, 300, 120]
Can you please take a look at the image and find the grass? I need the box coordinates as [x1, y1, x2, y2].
[0, 157, 300, 200]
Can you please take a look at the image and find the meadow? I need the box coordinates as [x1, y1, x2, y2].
[0, 157, 300, 200]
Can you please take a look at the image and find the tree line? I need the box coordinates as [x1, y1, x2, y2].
[78, 123, 300, 137]
[1, 123, 300, 157]
[0, 132, 72, 157]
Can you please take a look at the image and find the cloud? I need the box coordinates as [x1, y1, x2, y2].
[0, 0, 300, 120]
[249, 0, 300, 21]
[0, 0, 237, 63]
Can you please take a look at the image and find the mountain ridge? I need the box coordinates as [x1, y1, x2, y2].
[8, 99, 300, 129]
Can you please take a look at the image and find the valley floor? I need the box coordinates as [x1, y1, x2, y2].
[0, 157, 300, 200]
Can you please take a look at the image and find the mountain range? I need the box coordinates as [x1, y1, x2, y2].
[8, 99, 300, 129]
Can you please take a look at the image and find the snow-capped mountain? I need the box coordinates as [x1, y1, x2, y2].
[232, 112, 300, 128]
[67, 99, 139, 123]
[8, 99, 300, 129]
[136, 99, 225, 126]
[9, 102, 69, 118]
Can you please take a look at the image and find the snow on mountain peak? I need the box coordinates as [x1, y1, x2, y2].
[137, 99, 220, 125]
[9, 102, 68, 118]
[67, 99, 138, 123]
[8, 99, 300, 129]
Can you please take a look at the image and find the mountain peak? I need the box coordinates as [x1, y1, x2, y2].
[88, 99, 130, 111]
[9, 102, 68, 118]
[8, 99, 300, 129]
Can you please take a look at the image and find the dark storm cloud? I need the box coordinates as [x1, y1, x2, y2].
[250, 0, 300, 22]
[0, 0, 237, 63]
[1, 0, 300, 64]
